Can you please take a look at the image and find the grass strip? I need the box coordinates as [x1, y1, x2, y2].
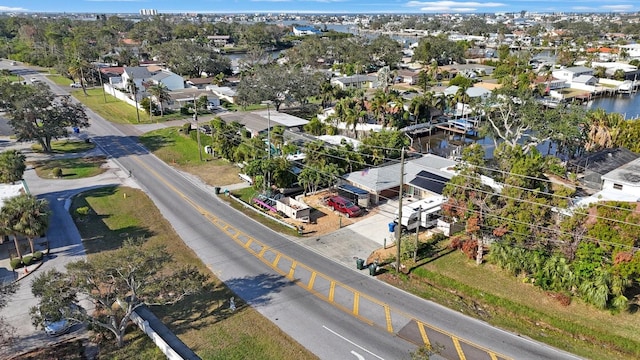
[71, 186, 316, 359]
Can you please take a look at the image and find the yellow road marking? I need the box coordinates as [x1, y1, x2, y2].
[384, 305, 393, 333]
[490, 352, 498, 360]
[353, 292, 360, 316]
[272, 253, 281, 266]
[258, 246, 268, 258]
[308, 272, 316, 290]
[452, 337, 466, 360]
[418, 321, 430, 347]
[132, 157, 511, 360]
[287, 261, 297, 280]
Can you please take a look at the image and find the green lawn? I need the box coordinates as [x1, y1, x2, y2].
[139, 127, 207, 165]
[31, 156, 107, 179]
[47, 74, 74, 86]
[71, 88, 143, 124]
[139, 127, 240, 186]
[71, 88, 191, 124]
[32, 139, 95, 154]
[389, 249, 640, 360]
[70, 186, 317, 359]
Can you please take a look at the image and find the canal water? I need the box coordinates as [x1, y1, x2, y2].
[588, 92, 640, 119]
[416, 93, 640, 158]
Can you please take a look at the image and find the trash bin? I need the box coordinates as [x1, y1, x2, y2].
[356, 258, 365, 270]
[214, 187, 221, 194]
[388, 222, 396, 233]
[368, 263, 377, 276]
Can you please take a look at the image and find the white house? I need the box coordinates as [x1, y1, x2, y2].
[119, 66, 153, 93]
[292, 26, 321, 36]
[601, 157, 640, 199]
[149, 70, 184, 91]
[330, 75, 378, 90]
[552, 66, 594, 82]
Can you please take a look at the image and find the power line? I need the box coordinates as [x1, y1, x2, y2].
[202, 117, 640, 245]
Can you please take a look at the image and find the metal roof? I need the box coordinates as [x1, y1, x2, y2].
[570, 148, 639, 175]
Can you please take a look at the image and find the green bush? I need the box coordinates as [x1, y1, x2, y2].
[76, 206, 90, 217]
[52, 167, 63, 178]
[10, 258, 22, 270]
[182, 122, 191, 134]
[22, 255, 33, 266]
[33, 251, 43, 260]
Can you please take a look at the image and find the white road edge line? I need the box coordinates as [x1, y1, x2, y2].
[351, 350, 365, 360]
[323, 325, 385, 360]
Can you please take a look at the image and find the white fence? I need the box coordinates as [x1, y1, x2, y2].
[103, 84, 144, 110]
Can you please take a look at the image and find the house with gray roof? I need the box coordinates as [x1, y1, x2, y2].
[341, 154, 457, 204]
[552, 66, 594, 82]
[601, 157, 640, 199]
[149, 70, 184, 91]
[569, 148, 639, 190]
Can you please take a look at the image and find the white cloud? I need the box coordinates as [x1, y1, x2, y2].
[601, 4, 634, 11]
[0, 6, 27, 11]
[406, 1, 505, 13]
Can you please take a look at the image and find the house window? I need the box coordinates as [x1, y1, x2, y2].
[613, 183, 623, 190]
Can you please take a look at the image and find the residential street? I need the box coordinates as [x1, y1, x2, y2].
[0, 60, 585, 360]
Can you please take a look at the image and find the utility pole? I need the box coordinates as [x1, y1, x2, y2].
[262, 100, 272, 190]
[395, 147, 405, 273]
[414, 205, 421, 262]
[97, 65, 107, 103]
[194, 96, 202, 162]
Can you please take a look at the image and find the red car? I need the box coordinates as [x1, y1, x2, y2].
[326, 196, 362, 218]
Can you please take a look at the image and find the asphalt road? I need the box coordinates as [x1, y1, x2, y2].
[0, 59, 585, 360]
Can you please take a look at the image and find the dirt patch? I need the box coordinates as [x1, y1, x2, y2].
[286, 190, 380, 237]
[176, 161, 240, 187]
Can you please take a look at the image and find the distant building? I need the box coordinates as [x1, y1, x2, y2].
[140, 9, 158, 16]
[292, 26, 321, 36]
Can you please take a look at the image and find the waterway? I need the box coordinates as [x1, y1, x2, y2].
[588, 92, 640, 119]
[417, 93, 640, 159]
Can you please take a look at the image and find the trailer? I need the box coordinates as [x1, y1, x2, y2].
[276, 196, 311, 223]
[337, 184, 370, 208]
[395, 196, 445, 231]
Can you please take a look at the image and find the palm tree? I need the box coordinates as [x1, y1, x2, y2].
[0, 150, 26, 184]
[585, 108, 621, 151]
[147, 83, 170, 117]
[11, 194, 49, 255]
[126, 78, 141, 123]
[0, 194, 47, 259]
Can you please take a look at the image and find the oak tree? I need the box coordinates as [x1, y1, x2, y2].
[30, 238, 208, 347]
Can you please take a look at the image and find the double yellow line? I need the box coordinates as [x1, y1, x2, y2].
[137, 158, 508, 360]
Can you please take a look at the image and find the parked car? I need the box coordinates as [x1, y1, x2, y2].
[30, 77, 40, 83]
[44, 318, 73, 336]
[326, 195, 362, 218]
[70, 82, 82, 88]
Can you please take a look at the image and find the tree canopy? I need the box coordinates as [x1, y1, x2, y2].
[30, 238, 208, 347]
[1, 82, 89, 152]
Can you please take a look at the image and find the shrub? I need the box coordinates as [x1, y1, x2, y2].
[33, 251, 43, 260]
[10, 258, 22, 270]
[52, 167, 63, 178]
[22, 255, 33, 266]
[461, 239, 478, 260]
[182, 122, 191, 134]
[76, 206, 90, 217]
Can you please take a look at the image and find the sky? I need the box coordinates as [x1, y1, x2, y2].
[0, 0, 638, 15]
